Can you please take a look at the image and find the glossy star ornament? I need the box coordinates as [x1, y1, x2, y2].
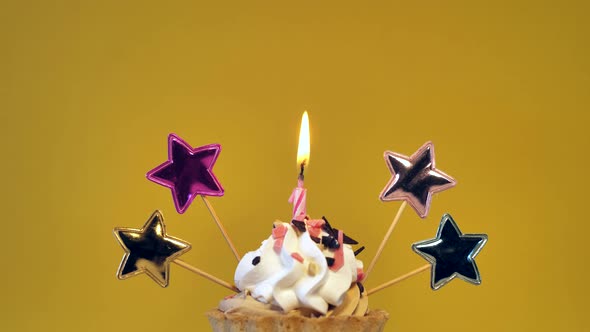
[114, 210, 191, 287]
[147, 133, 224, 214]
[379, 141, 456, 218]
[412, 213, 488, 290]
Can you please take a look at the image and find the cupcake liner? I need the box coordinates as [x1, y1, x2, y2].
[206, 308, 389, 332]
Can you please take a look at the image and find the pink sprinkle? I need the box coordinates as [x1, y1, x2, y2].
[330, 230, 345, 272]
[272, 224, 288, 238]
[272, 225, 288, 253]
[356, 268, 365, 282]
[307, 219, 325, 238]
[291, 252, 304, 263]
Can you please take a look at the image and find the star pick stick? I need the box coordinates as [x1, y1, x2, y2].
[364, 142, 456, 281]
[173, 259, 238, 292]
[366, 264, 430, 295]
[147, 133, 241, 262]
[114, 210, 238, 292]
[363, 201, 407, 281]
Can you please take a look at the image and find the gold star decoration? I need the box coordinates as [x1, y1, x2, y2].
[113, 210, 191, 287]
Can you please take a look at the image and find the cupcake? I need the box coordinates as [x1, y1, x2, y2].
[206, 218, 389, 332]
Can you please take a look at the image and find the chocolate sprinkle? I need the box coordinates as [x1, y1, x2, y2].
[325, 257, 335, 266]
[357, 282, 365, 294]
[252, 256, 261, 266]
[311, 236, 321, 244]
[292, 220, 307, 232]
[354, 246, 365, 256]
[333, 228, 358, 245]
[321, 216, 336, 236]
[322, 236, 340, 249]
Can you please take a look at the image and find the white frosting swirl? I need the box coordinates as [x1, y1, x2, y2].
[234, 222, 363, 314]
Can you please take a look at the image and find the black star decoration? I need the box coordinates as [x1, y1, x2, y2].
[113, 210, 191, 287]
[412, 214, 488, 290]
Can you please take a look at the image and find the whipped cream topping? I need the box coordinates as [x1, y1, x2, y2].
[234, 221, 364, 315]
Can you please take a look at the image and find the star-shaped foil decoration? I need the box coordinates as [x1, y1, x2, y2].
[379, 141, 456, 218]
[147, 133, 224, 214]
[412, 213, 487, 290]
[114, 210, 191, 287]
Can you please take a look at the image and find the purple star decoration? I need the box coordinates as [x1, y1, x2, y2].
[147, 133, 224, 214]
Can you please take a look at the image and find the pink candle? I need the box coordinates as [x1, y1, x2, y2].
[289, 177, 307, 220]
[290, 111, 310, 221]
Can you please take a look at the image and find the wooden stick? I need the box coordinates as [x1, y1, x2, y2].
[201, 195, 241, 262]
[364, 201, 407, 282]
[173, 259, 239, 292]
[367, 264, 430, 296]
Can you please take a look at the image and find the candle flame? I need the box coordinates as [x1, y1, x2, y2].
[297, 111, 310, 169]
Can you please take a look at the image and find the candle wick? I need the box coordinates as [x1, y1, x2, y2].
[299, 161, 305, 180]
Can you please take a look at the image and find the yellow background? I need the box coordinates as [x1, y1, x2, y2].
[1, 1, 588, 331]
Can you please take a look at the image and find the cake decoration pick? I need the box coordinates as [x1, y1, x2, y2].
[380, 141, 456, 218]
[114, 210, 238, 291]
[113, 210, 191, 287]
[147, 133, 224, 213]
[412, 213, 488, 290]
[147, 133, 240, 261]
[364, 141, 456, 281]
[367, 213, 487, 294]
